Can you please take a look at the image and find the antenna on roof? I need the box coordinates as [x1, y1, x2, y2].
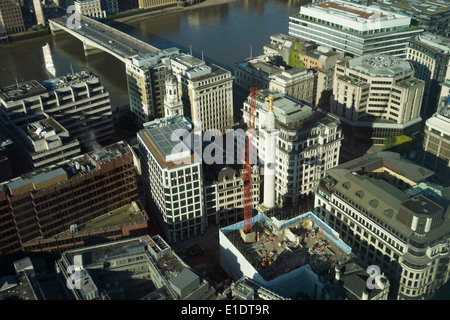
[202, 50, 204, 61]
[190, 45, 192, 56]
[15, 78, 19, 89]
[70, 64, 74, 76]
[250, 45, 252, 59]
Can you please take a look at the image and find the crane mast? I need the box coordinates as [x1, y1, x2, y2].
[242, 87, 258, 234]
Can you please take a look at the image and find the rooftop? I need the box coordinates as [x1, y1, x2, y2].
[297, 0, 411, 28]
[62, 235, 211, 300]
[346, 54, 412, 77]
[319, 151, 450, 240]
[139, 115, 200, 168]
[379, 0, 449, 15]
[24, 117, 66, 142]
[411, 33, 450, 54]
[0, 80, 47, 102]
[2, 141, 131, 196]
[253, 90, 340, 131]
[40, 70, 99, 91]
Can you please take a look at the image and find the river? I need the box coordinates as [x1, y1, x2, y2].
[0, 0, 305, 111]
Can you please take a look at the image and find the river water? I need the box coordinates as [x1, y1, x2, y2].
[0, 0, 304, 111]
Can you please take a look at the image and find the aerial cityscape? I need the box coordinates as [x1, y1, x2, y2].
[0, 0, 449, 306]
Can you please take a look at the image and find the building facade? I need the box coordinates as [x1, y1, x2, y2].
[0, 0, 25, 35]
[422, 96, 450, 183]
[171, 53, 235, 133]
[138, 0, 177, 9]
[314, 151, 450, 300]
[331, 54, 424, 145]
[407, 33, 450, 117]
[125, 48, 180, 123]
[288, 0, 423, 58]
[137, 115, 204, 243]
[203, 165, 260, 228]
[264, 34, 341, 108]
[241, 91, 342, 208]
[0, 71, 115, 152]
[15, 116, 82, 170]
[0, 141, 138, 256]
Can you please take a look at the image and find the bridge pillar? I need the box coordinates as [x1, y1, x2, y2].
[82, 41, 103, 56]
[49, 20, 64, 35]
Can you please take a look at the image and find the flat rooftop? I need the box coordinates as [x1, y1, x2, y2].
[139, 116, 200, 168]
[316, 1, 387, 20]
[298, 0, 411, 26]
[254, 90, 339, 131]
[411, 33, 450, 54]
[319, 151, 450, 240]
[2, 141, 131, 196]
[41, 70, 99, 91]
[380, 0, 449, 15]
[0, 80, 47, 102]
[24, 117, 66, 142]
[346, 54, 412, 77]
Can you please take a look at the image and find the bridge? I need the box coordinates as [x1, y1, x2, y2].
[48, 15, 159, 63]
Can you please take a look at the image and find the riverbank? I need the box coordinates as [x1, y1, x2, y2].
[111, 0, 240, 25]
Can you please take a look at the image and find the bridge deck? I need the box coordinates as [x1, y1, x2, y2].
[50, 15, 159, 61]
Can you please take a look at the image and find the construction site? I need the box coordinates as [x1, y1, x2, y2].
[219, 212, 353, 298]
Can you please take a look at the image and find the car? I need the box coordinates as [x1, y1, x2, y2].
[108, 40, 114, 44]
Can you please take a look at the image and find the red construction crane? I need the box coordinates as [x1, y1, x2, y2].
[242, 87, 258, 234]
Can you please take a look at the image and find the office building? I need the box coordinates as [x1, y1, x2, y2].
[241, 91, 342, 208]
[170, 53, 235, 133]
[0, 141, 138, 256]
[137, 115, 204, 243]
[375, 0, 449, 37]
[14, 116, 82, 170]
[407, 33, 450, 117]
[74, 0, 105, 18]
[288, 0, 423, 58]
[0, 0, 25, 35]
[234, 55, 316, 106]
[57, 234, 215, 300]
[314, 151, 450, 299]
[264, 34, 341, 108]
[100, 0, 118, 15]
[125, 48, 180, 123]
[203, 165, 260, 228]
[331, 54, 424, 145]
[234, 55, 285, 96]
[138, 0, 177, 9]
[32, 0, 46, 26]
[422, 96, 450, 183]
[0, 71, 115, 152]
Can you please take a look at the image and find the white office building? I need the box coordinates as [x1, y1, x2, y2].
[241, 91, 342, 208]
[288, 0, 424, 58]
[137, 115, 204, 243]
[170, 53, 234, 133]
